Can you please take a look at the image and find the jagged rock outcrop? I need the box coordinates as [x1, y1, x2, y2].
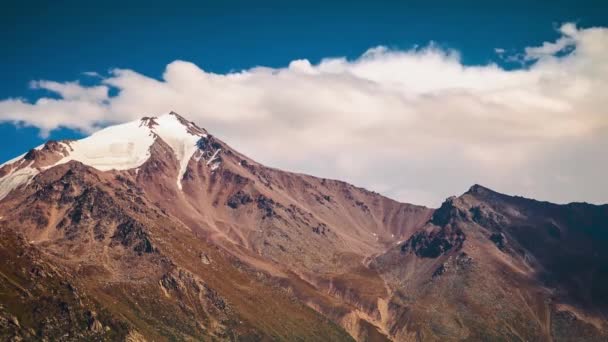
[401, 225, 466, 258]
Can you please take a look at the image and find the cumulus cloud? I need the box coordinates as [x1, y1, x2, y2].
[1, 23, 607, 207]
[524, 23, 578, 60]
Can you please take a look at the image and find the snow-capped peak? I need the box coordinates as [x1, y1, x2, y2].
[0, 112, 214, 200]
[54, 112, 206, 174]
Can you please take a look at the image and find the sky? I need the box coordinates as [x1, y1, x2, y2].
[1, 0, 607, 207]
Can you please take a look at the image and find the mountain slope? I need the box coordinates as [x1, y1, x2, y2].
[1, 112, 607, 341]
[0, 160, 354, 341]
[373, 185, 608, 340]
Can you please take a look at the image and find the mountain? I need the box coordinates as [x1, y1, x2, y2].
[1, 112, 607, 341]
[373, 185, 608, 340]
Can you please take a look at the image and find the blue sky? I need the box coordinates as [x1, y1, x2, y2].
[2, 0, 605, 159]
[1, 0, 607, 205]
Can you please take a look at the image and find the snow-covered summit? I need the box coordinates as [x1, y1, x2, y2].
[0, 112, 214, 200]
[55, 112, 207, 187]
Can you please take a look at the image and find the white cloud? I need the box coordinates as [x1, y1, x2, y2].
[0, 23, 607, 207]
[30, 80, 109, 102]
[524, 24, 578, 60]
[82, 71, 102, 78]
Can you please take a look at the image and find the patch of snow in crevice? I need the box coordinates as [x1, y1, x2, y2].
[193, 150, 203, 163]
[153, 115, 204, 190]
[206, 148, 221, 166]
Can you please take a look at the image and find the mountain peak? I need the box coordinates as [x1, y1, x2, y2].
[140, 112, 207, 137]
[0, 112, 218, 199]
[465, 184, 495, 196]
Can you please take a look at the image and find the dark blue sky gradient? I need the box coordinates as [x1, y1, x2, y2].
[1, 0, 607, 161]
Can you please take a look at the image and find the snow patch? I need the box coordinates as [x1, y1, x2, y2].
[53, 120, 155, 171]
[206, 148, 221, 166]
[0, 163, 38, 200]
[193, 150, 203, 163]
[153, 114, 206, 189]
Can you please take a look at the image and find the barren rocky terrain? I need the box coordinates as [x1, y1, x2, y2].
[1, 112, 607, 341]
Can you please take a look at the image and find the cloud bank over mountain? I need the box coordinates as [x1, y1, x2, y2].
[1, 23, 606, 206]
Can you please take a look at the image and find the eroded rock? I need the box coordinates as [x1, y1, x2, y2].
[401, 226, 466, 258]
[226, 190, 253, 209]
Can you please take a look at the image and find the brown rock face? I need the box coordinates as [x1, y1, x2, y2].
[1, 115, 608, 341]
[401, 225, 466, 258]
